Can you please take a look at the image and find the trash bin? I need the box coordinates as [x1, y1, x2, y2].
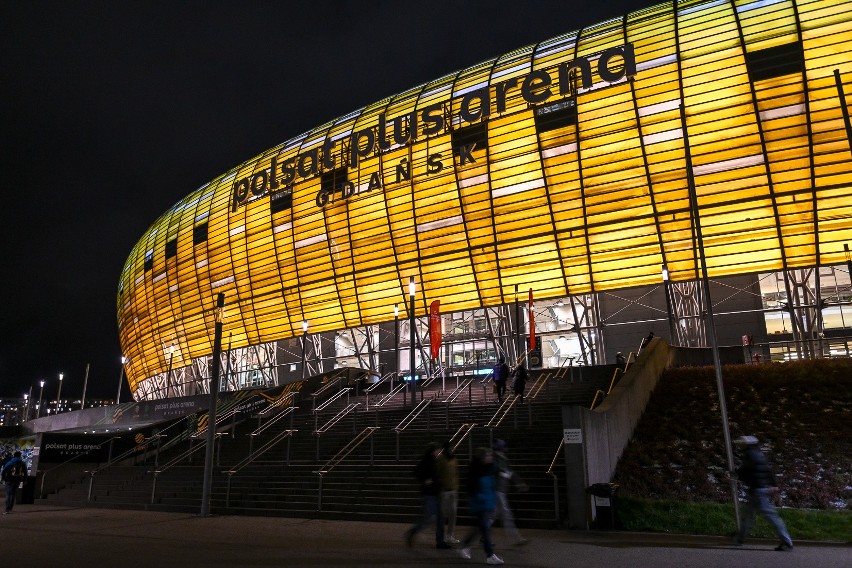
[20, 476, 36, 504]
[587, 482, 619, 529]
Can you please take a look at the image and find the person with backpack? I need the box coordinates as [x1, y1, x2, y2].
[405, 442, 449, 549]
[2, 451, 28, 514]
[491, 357, 510, 403]
[458, 447, 503, 565]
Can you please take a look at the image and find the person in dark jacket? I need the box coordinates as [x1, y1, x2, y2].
[492, 357, 510, 403]
[458, 447, 503, 565]
[405, 442, 448, 549]
[733, 436, 793, 551]
[1, 451, 28, 514]
[512, 363, 527, 403]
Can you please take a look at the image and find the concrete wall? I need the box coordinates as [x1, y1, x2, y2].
[563, 338, 671, 528]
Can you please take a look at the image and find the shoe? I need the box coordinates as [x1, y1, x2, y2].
[514, 537, 529, 546]
[437, 542, 452, 549]
[2, 511, 9, 515]
[459, 547, 471, 560]
[775, 542, 793, 551]
[446, 535, 460, 545]
[486, 554, 505, 565]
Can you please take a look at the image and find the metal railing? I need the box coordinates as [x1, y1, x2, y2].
[546, 439, 565, 521]
[249, 405, 298, 455]
[314, 401, 362, 458]
[224, 427, 298, 507]
[484, 394, 525, 445]
[254, 391, 298, 429]
[364, 371, 398, 410]
[310, 375, 347, 412]
[440, 377, 476, 428]
[393, 398, 432, 460]
[149, 433, 224, 504]
[313, 426, 380, 511]
[444, 422, 477, 460]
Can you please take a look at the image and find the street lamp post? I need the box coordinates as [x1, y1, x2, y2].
[56, 372, 64, 414]
[409, 277, 416, 403]
[37, 380, 45, 418]
[661, 264, 678, 345]
[393, 304, 399, 392]
[23, 392, 29, 422]
[116, 356, 128, 405]
[301, 320, 309, 380]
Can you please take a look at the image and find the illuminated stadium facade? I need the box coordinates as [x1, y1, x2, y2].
[119, 0, 852, 401]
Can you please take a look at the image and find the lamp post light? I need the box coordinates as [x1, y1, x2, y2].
[23, 392, 29, 422]
[301, 320, 309, 380]
[116, 356, 128, 405]
[56, 372, 64, 414]
[37, 380, 45, 418]
[409, 277, 416, 404]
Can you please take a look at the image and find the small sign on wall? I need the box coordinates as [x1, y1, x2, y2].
[563, 428, 582, 444]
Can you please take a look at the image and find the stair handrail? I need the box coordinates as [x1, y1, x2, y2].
[191, 406, 240, 438]
[314, 402, 363, 459]
[316, 402, 361, 434]
[527, 370, 554, 400]
[372, 382, 408, 408]
[606, 367, 623, 395]
[393, 398, 432, 460]
[224, 428, 298, 507]
[148, 433, 224, 503]
[546, 439, 566, 521]
[313, 426, 380, 511]
[393, 397, 432, 432]
[419, 363, 446, 390]
[441, 377, 475, 404]
[364, 370, 398, 409]
[310, 377, 345, 411]
[484, 394, 523, 438]
[248, 405, 299, 455]
[256, 391, 298, 419]
[313, 426, 380, 476]
[442, 422, 477, 459]
[590, 389, 606, 409]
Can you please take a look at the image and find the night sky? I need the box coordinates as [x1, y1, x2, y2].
[0, 0, 652, 400]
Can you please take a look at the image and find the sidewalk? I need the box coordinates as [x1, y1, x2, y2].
[1, 504, 848, 567]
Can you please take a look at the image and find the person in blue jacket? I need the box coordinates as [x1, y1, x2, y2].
[458, 447, 503, 565]
[1, 451, 28, 514]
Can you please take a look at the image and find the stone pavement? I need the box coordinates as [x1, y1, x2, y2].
[0, 504, 848, 567]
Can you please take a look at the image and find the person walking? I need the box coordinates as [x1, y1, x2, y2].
[458, 447, 503, 565]
[436, 440, 460, 545]
[733, 436, 794, 551]
[511, 363, 527, 404]
[492, 357, 509, 403]
[405, 442, 449, 549]
[1, 451, 28, 514]
[490, 439, 528, 546]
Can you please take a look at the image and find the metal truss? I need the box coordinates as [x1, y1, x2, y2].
[669, 280, 708, 348]
[568, 293, 604, 366]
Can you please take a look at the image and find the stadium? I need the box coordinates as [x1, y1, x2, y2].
[119, 0, 852, 401]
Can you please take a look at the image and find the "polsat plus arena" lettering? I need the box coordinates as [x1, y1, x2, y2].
[231, 44, 636, 212]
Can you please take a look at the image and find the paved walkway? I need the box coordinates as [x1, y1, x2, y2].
[0, 504, 848, 567]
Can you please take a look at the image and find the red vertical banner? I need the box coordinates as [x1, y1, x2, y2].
[429, 300, 441, 359]
[528, 289, 535, 350]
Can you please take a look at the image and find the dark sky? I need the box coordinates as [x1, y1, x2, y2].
[0, 0, 652, 400]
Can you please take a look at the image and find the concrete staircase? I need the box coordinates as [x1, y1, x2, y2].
[37, 366, 615, 528]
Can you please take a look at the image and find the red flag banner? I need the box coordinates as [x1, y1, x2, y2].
[528, 289, 535, 350]
[429, 300, 441, 360]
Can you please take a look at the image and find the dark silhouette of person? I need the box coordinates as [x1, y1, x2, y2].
[512, 364, 527, 403]
[405, 442, 448, 549]
[492, 357, 509, 402]
[733, 436, 793, 551]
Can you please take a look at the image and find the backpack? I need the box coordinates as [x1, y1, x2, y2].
[3, 460, 26, 483]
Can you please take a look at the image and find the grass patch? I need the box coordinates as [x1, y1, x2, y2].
[616, 496, 852, 542]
